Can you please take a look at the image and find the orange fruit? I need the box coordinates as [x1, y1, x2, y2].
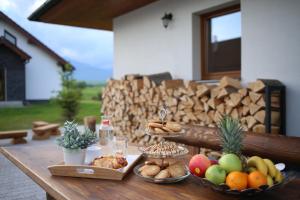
[226, 171, 248, 191]
[248, 171, 267, 189]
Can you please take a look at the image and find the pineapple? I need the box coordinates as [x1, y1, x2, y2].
[217, 115, 244, 156]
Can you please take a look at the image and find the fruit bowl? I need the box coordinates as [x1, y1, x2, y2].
[193, 171, 295, 196]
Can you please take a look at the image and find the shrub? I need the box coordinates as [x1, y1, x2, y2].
[54, 63, 82, 121]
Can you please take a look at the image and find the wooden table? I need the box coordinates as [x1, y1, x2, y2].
[1, 143, 300, 200]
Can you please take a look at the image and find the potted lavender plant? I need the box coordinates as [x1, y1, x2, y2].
[56, 121, 98, 165]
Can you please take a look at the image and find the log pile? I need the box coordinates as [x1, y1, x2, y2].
[101, 76, 281, 145]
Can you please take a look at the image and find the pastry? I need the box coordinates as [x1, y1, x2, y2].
[154, 127, 166, 134]
[167, 163, 186, 178]
[165, 122, 182, 132]
[148, 122, 163, 128]
[141, 165, 161, 176]
[92, 155, 128, 169]
[145, 158, 163, 167]
[155, 169, 170, 179]
[161, 126, 173, 132]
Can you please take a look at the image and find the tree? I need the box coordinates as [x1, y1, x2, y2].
[55, 63, 82, 121]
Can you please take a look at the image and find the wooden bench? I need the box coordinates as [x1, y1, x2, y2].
[0, 130, 27, 144]
[32, 121, 49, 128]
[32, 123, 60, 140]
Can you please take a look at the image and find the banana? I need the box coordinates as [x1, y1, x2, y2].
[247, 156, 268, 176]
[267, 175, 274, 187]
[247, 167, 257, 173]
[263, 158, 277, 178]
[275, 170, 284, 183]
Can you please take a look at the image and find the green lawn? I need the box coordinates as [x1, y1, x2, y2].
[0, 86, 102, 131]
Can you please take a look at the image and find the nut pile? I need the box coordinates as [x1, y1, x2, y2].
[142, 142, 188, 157]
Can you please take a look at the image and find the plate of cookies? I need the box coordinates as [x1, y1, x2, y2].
[146, 120, 184, 137]
[139, 141, 189, 158]
[134, 158, 190, 184]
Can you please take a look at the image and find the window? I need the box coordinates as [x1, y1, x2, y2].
[201, 5, 241, 80]
[4, 30, 17, 45]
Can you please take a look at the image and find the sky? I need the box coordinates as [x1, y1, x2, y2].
[0, 0, 113, 82]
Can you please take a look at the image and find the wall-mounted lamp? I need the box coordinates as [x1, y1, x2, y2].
[161, 13, 173, 28]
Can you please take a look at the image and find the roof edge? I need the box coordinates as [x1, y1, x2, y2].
[28, 0, 61, 21]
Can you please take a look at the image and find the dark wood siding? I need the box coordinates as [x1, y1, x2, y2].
[0, 45, 26, 101]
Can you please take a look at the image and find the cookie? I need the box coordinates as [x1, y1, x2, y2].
[167, 163, 185, 178]
[155, 169, 170, 179]
[163, 158, 178, 167]
[165, 122, 182, 132]
[141, 165, 161, 176]
[145, 159, 163, 167]
[141, 170, 152, 178]
[138, 165, 148, 172]
[148, 122, 163, 128]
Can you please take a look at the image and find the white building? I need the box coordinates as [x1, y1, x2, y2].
[29, 0, 300, 136]
[0, 11, 68, 104]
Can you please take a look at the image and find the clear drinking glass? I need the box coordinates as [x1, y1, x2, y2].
[113, 136, 128, 156]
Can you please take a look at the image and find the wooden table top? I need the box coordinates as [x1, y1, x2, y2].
[1, 143, 300, 200]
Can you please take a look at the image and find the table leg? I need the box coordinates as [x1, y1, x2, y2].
[46, 192, 56, 200]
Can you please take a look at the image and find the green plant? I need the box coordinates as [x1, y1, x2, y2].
[54, 63, 82, 121]
[217, 115, 244, 156]
[56, 121, 98, 149]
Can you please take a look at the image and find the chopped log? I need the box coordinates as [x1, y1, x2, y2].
[193, 102, 204, 111]
[207, 98, 221, 109]
[248, 80, 265, 93]
[125, 74, 142, 81]
[196, 84, 210, 97]
[143, 76, 152, 88]
[229, 93, 242, 107]
[241, 96, 251, 106]
[249, 103, 263, 115]
[166, 125, 300, 165]
[225, 105, 233, 115]
[161, 79, 184, 89]
[247, 116, 257, 129]
[257, 96, 266, 107]
[217, 88, 229, 99]
[249, 92, 262, 103]
[242, 106, 250, 116]
[166, 97, 178, 107]
[230, 108, 239, 120]
[238, 88, 248, 97]
[219, 76, 241, 89]
[132, 79, 144, 91]
[271, 94, 280, 108]
[271, 111, 280, 125]
[254, 110, 265, 124]
[210, 86, 221, 99]
[216, 103, 225, 114]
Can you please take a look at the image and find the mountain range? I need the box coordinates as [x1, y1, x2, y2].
[71, 61, 113, 84]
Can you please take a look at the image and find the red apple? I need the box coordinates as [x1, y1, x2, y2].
[189, 154, 211, 177]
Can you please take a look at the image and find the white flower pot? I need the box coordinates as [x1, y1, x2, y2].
[63, 148, 86, 165]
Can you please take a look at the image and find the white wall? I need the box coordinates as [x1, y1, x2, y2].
[113, 0, 237, 80]
[0, 20, 62, 100]
[241, 0, 300, 136]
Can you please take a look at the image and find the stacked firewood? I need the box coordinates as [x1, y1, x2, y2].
[101, 76, 281, 145]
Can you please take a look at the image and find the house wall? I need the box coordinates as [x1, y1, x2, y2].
[0, 21, 62, 100]
[0, 46, 25, 101]
[241, 0, 300, 137]
[113, 0, 300, 136]
[113, 0, 238, 80]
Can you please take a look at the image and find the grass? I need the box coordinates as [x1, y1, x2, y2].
[0, 86, 102, 131]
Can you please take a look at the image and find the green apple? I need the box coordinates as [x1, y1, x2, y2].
[219, 153, 242, 173]
[205, 165, 226, 185]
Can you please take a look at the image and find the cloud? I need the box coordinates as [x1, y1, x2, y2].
[0, 0, 17, 11]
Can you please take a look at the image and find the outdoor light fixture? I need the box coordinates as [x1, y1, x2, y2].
[161, 13, 173, 28]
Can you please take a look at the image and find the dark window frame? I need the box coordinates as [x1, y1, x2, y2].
[200, 5, 241, 80]
[4, 30, 17, 46]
